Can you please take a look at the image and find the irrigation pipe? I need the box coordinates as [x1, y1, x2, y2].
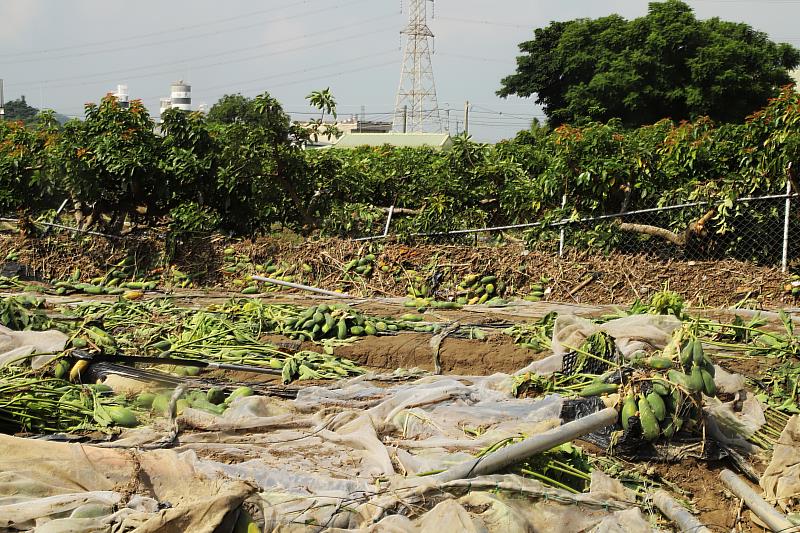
[250, 275, 353, 299]
[431, 407, 618, 483]
[720, 469, 798, 532]
[652, 490, 712, 533]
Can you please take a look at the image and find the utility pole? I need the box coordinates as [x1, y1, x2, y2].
[464, 100, 470, 136]
[0, 79, 5, 121]
[393, 0, 442, 133]
[403, 105, 408, 133]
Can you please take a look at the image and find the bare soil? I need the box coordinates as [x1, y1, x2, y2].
[333, 331, 540, 375]
[1, 232, 797, 309]
[650, 458, 764, 532]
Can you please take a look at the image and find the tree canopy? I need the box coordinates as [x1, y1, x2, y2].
[497, 0, 800, 127]
[207, 94, 267, 126]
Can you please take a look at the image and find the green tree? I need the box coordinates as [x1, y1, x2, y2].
[210, 92, 318, 233]
[207, 94, 265, 125]
[498, 0, 800, 127]
[54, 96, 163, 230]
[304, 87, 340, 143]
[306, 88, 337, 120]
[0, 112, 58, 211]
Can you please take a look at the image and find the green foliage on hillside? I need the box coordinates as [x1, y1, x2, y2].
[2, 97, 39, 125]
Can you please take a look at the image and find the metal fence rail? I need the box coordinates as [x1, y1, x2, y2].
[353, 191, 799, 271]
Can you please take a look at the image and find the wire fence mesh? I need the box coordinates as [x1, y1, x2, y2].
[555, 194, 798, 266]
[360, 192, 799, 270]
[0, 193, 796, 271]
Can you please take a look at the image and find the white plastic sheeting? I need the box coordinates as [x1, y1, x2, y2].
[1, 374, 651, 532]
[761, 416, 800, 515]
[518, 314, 682, 375]
[0, 325, 67, 368]
[0, 434, 254, 532]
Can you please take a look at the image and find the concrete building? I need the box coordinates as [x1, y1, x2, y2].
[300, 117, 392, 146]
[333, 132, 453, 151]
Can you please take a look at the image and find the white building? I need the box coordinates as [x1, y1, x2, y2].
[111, 84, 130, 109]
[301, 117, 392, 147]
[160, 80, 192, 115]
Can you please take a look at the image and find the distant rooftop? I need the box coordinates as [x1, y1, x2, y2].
[333, 132, 453, 150]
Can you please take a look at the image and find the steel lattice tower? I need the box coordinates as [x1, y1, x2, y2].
[393, 0, 442, 133]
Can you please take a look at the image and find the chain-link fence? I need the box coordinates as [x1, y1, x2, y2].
[0, 192, 796, 271]
[554, 193, 798, 268]
[359, 191, 799, 270]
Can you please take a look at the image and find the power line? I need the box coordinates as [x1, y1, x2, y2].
[2, 0, 376, 67]
[95, 59, 397, 117]
[435, 16, 531, 29]
[194, 50, 398, 95]
[8, 21, 396, 92]
[470, 105, 545, 118]
[0, 0, 359, 61]
[436, 51, 514, 64]
[286, 110, 394, 115]
[237, 60, 397, 96]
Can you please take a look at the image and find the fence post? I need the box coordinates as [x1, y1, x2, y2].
[783, 181, 791, 273]
[383, 205, 394, 237]
[558, 194, 567, 257]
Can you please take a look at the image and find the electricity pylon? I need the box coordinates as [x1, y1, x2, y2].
[393, 0, 442, 133]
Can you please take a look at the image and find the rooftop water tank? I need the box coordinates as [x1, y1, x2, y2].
[113, 84, 130, 109]
[170, 80, 191, 111]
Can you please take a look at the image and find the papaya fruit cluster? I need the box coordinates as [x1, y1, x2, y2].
[523, 276, 550, 302]
[579, 332, 717, 443]
[54, 259, 157, 296]
[134, 385, 255, 417]
[343, 253, 376, 278]
[278, 352, 363, 382]
[65, 325, 118, 355]
[280, 303, 398, 341]
[456, 274, 506, 306]
[617, 376, 693, 442]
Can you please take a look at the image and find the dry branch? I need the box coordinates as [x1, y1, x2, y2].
[616, 208, 717, 247]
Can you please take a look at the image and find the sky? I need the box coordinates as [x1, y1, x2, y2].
[1, 0, 799, 142]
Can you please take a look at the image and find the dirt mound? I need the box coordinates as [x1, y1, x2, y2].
[333, 331, 539, 375]
[0, 232, 794, 310]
